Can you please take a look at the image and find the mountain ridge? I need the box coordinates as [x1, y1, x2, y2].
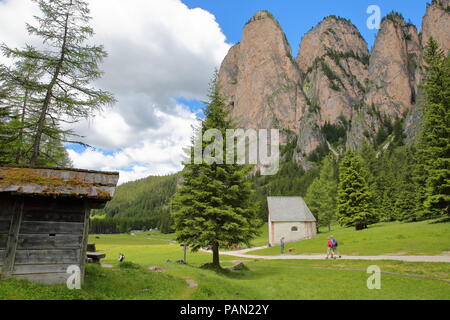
[218, 1, 450, 166]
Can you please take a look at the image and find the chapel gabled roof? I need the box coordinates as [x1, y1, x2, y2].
[267, 196, 316, 222]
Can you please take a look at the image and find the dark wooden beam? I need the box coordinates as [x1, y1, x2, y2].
[2, 197, 24, 277]
[79, 200, 90, 284]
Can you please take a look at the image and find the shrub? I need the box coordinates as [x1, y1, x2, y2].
[307, 143, 330, 163]
[119, 262, 141, 270]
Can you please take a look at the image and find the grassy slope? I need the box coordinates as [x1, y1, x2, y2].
[1, 224, 449, 300]
[0, 263, 186, 300]
[253, 220, 450, 256]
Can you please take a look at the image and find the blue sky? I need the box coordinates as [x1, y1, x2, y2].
[183, 0, 430, 54]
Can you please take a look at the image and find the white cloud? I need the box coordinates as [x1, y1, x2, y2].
[0, 0, 39, 51]
[67, 105, 199, 184]
[0, 0, 231, 183]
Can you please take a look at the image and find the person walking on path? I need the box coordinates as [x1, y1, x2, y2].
[280, 237, 285, 255]
[331, 235, 341, 259]
[326, 237, 334, 259]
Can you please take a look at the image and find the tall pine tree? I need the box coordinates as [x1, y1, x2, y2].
[392, 147, 417, 221]
[0, 78, 15, 164]
[414, 38, 450, 218]
[337, 150, 373, 230]
[172, 74, 260, 268]
[1, 0, 114, 166]
[305, 155, 337, 232]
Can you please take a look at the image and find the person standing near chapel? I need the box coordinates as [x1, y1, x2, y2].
[280, 237, 285, 255]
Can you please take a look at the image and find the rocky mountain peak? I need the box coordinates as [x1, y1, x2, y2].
[364, 12, 420, 117]
[218, 10, 305, 137]
[296, 16, 368, 74]
[422, 0, 450, 53]
[247, 10, 277, 24]
[294, 15, 370, 156]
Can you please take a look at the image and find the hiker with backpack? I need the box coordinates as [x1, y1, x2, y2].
[331, 236, 341, 259]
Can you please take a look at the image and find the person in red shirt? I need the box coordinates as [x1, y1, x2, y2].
[326, 237, 334, 259]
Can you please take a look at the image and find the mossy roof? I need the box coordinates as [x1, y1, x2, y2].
[0, 166, 119, 201]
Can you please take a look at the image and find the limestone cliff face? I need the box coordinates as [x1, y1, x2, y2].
[217, 43, 240, 107]
[422, 0, 450, 53]
[295, 16, 369, 154]
[297, 17, 369, 75]
[218, 4, 450, 166]
[364, 14, 420, 117]
[347, 13, 421, 149]
[218, 11, 305, 136]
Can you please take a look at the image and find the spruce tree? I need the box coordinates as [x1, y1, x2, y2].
[0, 79, 12, 163]
[305, 155, 337, 232]
[393, 147, 417, 221]
[1, 60, 73, 167]
[0, 106, 15, 164]
[1, 0, 114, 166]
[415, 38, 450, 218]
[337, 150, 373, 230]
[172, 75, 260, 268]
[378, 151, 399, 222]
[305, 179, 322, 229]
[359, 144, 385, 222]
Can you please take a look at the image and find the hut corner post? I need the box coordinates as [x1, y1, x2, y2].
[2, 197, 24, 277]
[79, 199, 90, 284]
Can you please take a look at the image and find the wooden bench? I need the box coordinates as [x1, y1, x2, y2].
[86, 243, 106, 263]
[87, 252, 106, 264]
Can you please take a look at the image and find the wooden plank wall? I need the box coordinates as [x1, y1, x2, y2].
[1, 196, 88, 284]
[0, 195, 14, 268]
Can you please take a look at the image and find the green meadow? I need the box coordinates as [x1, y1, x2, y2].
[253, 220, 450, 256]
[0, 221, 449, 300]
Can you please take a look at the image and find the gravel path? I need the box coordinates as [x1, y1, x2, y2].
[209, 246, 450, 263]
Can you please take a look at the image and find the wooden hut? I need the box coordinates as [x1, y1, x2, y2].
[0, 166, 119, 284]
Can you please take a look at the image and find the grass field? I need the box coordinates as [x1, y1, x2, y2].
[0, 221, 449, 300]
[253, 220, 450, 256]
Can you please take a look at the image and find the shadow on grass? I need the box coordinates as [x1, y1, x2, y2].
[193, 262, 275, 281]
[199, 263, 248, 278]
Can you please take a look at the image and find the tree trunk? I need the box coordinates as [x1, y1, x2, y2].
[355, 222, 366, 231]
[15, 87, 29, 164]
[212, 242, 220, 268]
[30, 8, 71, 166]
